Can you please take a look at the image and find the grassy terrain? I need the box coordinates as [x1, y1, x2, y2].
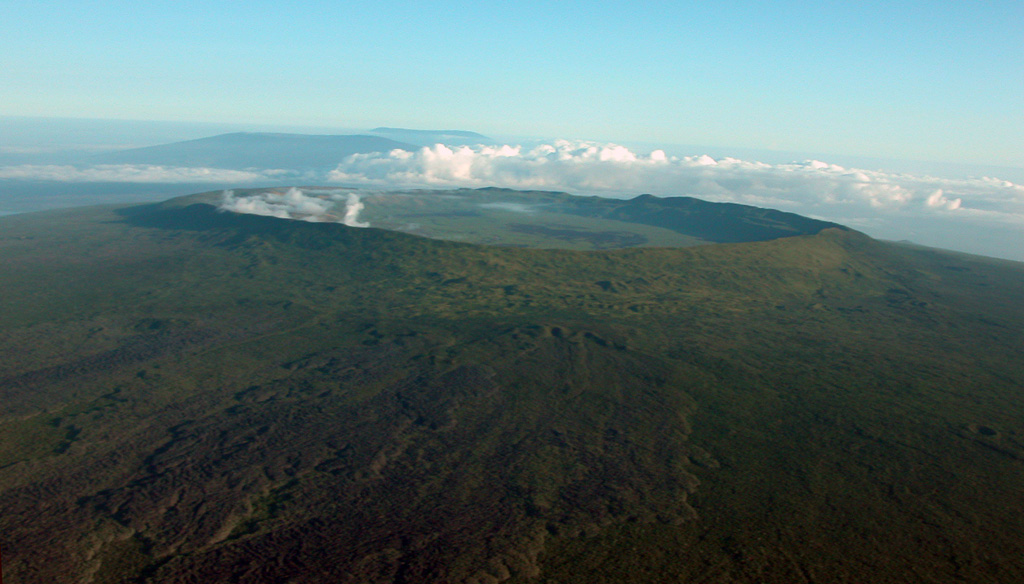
[1, 194, 1023, 583]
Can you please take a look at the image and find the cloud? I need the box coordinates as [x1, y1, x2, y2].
[3, 141, 1021, 260]
[320, 140, 1024, 259]
[480, 202, 537, 213]
[327, 142, 1020, 218]
[219, 188, 369, 227]
[925, 189, 961, 210]
[0, 164, 295, 183]
[0, 145, 134, 155]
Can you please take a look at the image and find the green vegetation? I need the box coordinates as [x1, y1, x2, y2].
[1, 192, 1023, 583]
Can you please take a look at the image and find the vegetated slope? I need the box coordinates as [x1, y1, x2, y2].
[550, 191, 848, 243]
[392, 187, 846, 246]
[89, 132, 418, 171]
[0, 202, 1023, 583]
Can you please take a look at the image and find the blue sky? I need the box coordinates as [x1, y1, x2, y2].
[2, 1, 1022, 167]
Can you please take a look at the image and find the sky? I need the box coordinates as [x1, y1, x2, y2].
[3, 1, 1022, 168]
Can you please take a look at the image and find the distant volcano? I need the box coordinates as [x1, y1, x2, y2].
[89, 132, 419, 171]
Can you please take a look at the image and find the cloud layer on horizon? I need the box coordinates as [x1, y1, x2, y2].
[0, 164, 297, 184]
[323, 141, 1024, 259]
[3, 146, 1020, 229]
[2, 142, 1021, 260]
[327, 141, 1023, 223]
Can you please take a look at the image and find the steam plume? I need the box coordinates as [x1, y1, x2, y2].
[219, 188, 369, 227]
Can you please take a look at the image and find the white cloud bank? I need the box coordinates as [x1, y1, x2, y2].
[326, 141, 1022, 220]
[326, 141, 1024, 260]
[0, 164, 294, 183]
[219, 188, 369, 227]
[2, 141, 1020, 259]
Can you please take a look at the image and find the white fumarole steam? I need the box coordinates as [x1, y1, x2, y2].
[342, 192, 369, 227]
[219, 188, 369, 227]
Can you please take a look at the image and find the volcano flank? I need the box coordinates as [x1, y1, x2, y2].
[1, 189, 1023, 584]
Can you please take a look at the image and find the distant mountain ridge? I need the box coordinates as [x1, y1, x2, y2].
[370, 127, 488, 139]
[369, 127, 492, 146]
[89, 132, 418, 171]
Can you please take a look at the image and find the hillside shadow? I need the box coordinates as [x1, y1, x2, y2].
[115, 203, 365, 250]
